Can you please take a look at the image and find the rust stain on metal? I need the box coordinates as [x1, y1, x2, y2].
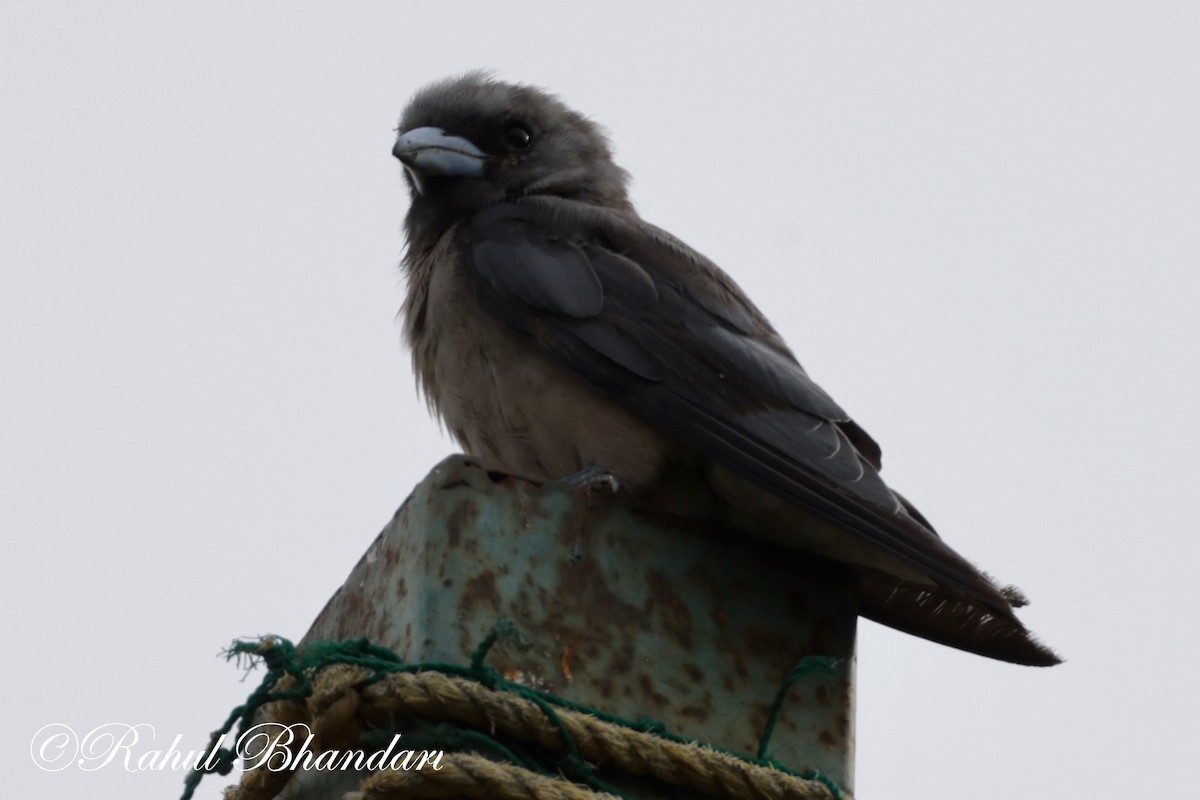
[741, 625, 791, 658]
[554, 547, 642, 630]
[461, 570, 501, 613]
[646, 568, 695, 649]
[443, 496, 480, 548]
[559, 644, 575, 682]
[344, 588, 363, 617]
[609, 643, 634, 674]
[747, 703, 770, 738]
[637, 672, 670, 709]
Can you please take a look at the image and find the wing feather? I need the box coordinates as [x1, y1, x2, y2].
[462, 199, 1022, 623]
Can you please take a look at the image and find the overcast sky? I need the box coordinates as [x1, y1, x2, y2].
[3, 2, 1197, 798]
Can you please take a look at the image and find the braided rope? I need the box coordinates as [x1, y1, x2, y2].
[348, 752, 620, 799]
[225, 661, 841, 800]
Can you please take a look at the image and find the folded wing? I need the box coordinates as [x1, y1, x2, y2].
[459, 198, 1059, 666]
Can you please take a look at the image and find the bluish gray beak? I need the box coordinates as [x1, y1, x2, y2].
[393, 127, 487, 193]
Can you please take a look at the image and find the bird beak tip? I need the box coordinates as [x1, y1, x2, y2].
[392, 127, 487, 180]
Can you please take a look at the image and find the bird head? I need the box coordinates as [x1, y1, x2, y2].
[394, 73, 632, 243]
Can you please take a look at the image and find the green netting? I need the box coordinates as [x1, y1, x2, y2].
[182, 627, 845, 800]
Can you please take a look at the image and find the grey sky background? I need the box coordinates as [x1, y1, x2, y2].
[3, 2, 1197, 797]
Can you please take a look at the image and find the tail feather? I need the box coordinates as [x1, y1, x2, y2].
[859, 568, 1061, 666]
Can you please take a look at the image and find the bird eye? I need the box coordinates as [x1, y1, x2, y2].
[503, 123, 533, 151]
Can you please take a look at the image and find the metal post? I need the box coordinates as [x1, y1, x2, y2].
[298, 454, 857, 795]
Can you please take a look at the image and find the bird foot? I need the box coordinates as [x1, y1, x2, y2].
[557, 465, 622, 499]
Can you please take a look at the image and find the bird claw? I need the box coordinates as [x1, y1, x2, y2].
[557, 465, 622, 498]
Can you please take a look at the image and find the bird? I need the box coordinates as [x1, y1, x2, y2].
[391, 72, 1059, 667]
